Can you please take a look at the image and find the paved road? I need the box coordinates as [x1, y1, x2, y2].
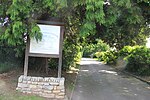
[71, 58, 150, 100]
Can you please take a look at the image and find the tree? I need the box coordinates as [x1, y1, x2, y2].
[0, 0, 149, 47]
[75, 0, 150, 49]
[0, 0, 149, 69]
[0, 0, 82, 70]
[99, 0, 150, 49]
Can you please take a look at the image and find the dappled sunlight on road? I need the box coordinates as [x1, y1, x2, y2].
[80, 70, 89, 72]
[79, 58, 103, 65]
[98, 70, 118, 75]
[146, 87, 150, 89]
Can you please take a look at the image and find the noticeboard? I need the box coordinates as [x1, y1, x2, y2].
[30, 24, 61, 55]
[24, 20, 64, 77]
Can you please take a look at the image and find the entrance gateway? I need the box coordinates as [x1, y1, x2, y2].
[16, 20, 65, 99]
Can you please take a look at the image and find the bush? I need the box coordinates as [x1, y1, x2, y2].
[83, 44, 95, 57]
[62, 42, 82, 70]
[83, 39, 110, 57]
[119, 46, 133, 56]
[125, 46, 150, 75]
[95, 50, 118, 64]
[95, 52, 105, 61]
[48, 33, 82, 70]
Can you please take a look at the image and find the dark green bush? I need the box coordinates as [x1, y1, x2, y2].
[0, 46, 23, 73]
[83, 44, 95, 57]
[83, 39, 110, 57]
[125, 46, 150, 75]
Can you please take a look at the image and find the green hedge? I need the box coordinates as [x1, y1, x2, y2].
[95, 45, 150, 76]
[124, 46, 150, 75]
[95, 50, 118, 64]
[62, 43, 82, 70]
[119, 46, 133, 56]
[83, 39, 110, 57]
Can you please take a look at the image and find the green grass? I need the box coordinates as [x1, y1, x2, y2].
[18, 95, 44, 100]
[0, 94, 44, 100]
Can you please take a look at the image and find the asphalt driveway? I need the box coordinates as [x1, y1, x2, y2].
[71, 58, 150, 100]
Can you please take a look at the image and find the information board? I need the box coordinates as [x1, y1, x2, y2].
[29, 24, 61, 55]
[24, 20, 64, 78]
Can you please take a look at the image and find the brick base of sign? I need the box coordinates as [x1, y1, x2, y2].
[16, 75, 65, 99]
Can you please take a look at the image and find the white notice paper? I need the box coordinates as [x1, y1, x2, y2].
[29, 24, 60, 55]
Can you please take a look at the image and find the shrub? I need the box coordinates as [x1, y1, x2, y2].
[95, 51, 105, 61]
[47, 42, 82, 70]
[119, 46, 133, 56]
[125, 46, 150, 75]
[95, 50, 118, 64]
[83, 44, 95, 57]
[62, 42, 82, 70]
[83, 39, 110, 57]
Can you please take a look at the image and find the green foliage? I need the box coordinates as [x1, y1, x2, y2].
[116, 45, 150, 75]
[83, 44, 95, 57]
[83, 39, 110, 57]
[119, 46, 133, 56]
[125, 46, 150, 75]
[1, 0, 149, 48]
[80, 0, 105, 36]
[63, 38, 82, 70]
[48, 42, 82, 70]
[63, 26, 82, 69]
[95, 51, 105, 61]
[0, 0, 84, 71]
[95, 50, 118, 64]
[0, 0, 68, 46]
[0, 0, 149, 71]
[48, 14, 83, 70]
[95, 0, 150, 49]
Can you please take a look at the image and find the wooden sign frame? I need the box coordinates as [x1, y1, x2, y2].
[24, 20, 64, 78]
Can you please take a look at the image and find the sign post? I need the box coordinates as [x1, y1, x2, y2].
[58, 27, 64, 78]
[17, 20, 65, 99]
[23, 20, 64, 78]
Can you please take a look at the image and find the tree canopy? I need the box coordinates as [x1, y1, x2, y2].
[0, 0, 150, 49]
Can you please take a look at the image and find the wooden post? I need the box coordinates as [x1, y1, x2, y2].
[24, 38, 30, 76]
[45, 58, 49, 75]
[58, 26, 64, 78]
